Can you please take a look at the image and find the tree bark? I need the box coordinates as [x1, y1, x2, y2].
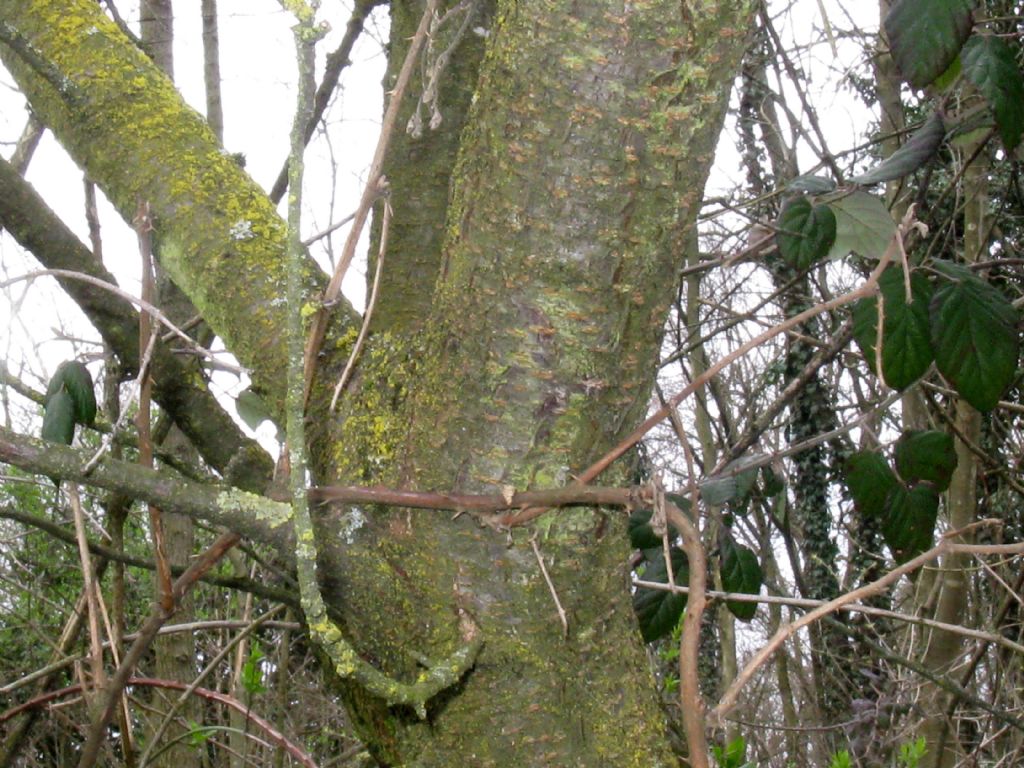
[0, 0, 755, 763]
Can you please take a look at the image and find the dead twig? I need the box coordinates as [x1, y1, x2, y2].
[330, 198, 391, 410]
[530, 534, 568, 638]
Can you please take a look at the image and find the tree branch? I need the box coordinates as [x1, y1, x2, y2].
[0, 157, 274, 490]
[0, 425, 292, 550]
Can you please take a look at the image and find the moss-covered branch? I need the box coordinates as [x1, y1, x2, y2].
[0, 0, 357, 408]
[0, 425, 292, 550]
[0, 156, 274, 488]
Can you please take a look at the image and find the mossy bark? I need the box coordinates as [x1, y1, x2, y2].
[369, 0, 496, 333]
[314, 1, 754, 764]
[0, 0, 351, 410]
[2, 0, 755, 763]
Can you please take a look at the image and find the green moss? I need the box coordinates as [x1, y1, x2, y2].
[215, 488, 291, 529]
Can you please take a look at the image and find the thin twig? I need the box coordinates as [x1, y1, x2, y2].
[302, 209, 356, 247]
[330, 198, 391, 410]
[302, 0, 441, 404]
[133, 201, 172, 609]
[530, 535, 568, 638]
[68, 485, 106, 695]
[74, 532, 241, 768]
[0, 269, 219, 360]
[708, 527, 1023, 726]
[631, 579, 1024, 657]
[137, 605, 287, 767]
[4, 676, 315, 768]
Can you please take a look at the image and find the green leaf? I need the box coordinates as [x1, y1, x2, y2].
[845, 450, 900, 518]
[701, 455, 763, 507]
[720, 537, 763, 622]
[852, 266, 935, 389]
[930, 261, 1020, 411]
[236, 388, 272, 430]
[882, 483, 940, 564]
[894, 430, 957, 491]
[628, 508, 679, 550]
[852, 112, 946, 185]
[187, 722, 214, 747]
[712, 736, 747, 768]
[241, 642, 267, 695]
[46, 361, 96, 427]
[884, 0, 974, 89]
[826, 191, 896, 261]
[633, 547, 689, 642]
[41, 388, 76, 446]
[776, 197, 837, 270]
[961, 35, 1024, 150]
[788, 174, 836, 194]
[760, 465, 785, 497]
[933, 54, 962, 91]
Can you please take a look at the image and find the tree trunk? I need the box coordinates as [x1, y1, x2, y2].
[0, 0, 755, 763]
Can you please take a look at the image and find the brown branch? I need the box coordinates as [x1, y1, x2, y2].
[134, 200, 173, 609]
[75, 531, 240, 768]
[309, 482, 649, 512]
[708, 528, 1024, 726]
[329, 197, 391, 410]
[671, 445, 710, 767]
[2, 676, 315, 767]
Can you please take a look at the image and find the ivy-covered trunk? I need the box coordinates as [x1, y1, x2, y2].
[0, 0, 754, 763]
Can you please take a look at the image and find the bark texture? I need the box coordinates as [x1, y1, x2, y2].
[0, 0, 755, 763]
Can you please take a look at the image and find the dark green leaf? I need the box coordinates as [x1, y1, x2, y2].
[633, 547, 689, 642]
[845, 450, 900, 517]
[930, 261, 1020, 411]
[894, 430, 957, 491]
[962, 35, 1024, 150]
[760, 465, 785, 497]
[852, 266, 935, 389]
[933, 54, 962, 91]
[701, 455, 763, 507]
[720, 538, 763, 622]
[236, 388, 272, 430]
[776, 197, 837, 270]
[46, 361, 96, 427]
[852, 112, 946, 185]
[882, 483, 940, 563]
[788, 175, 836, 194]
[41, 388, 76, 446]
[826, 191, 896, 261]
[628, 508, 678, 551]
[884, 0, 973, 89]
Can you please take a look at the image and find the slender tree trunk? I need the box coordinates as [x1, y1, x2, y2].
[201, 0, 223, 143]
[917, 139, 989, 768]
